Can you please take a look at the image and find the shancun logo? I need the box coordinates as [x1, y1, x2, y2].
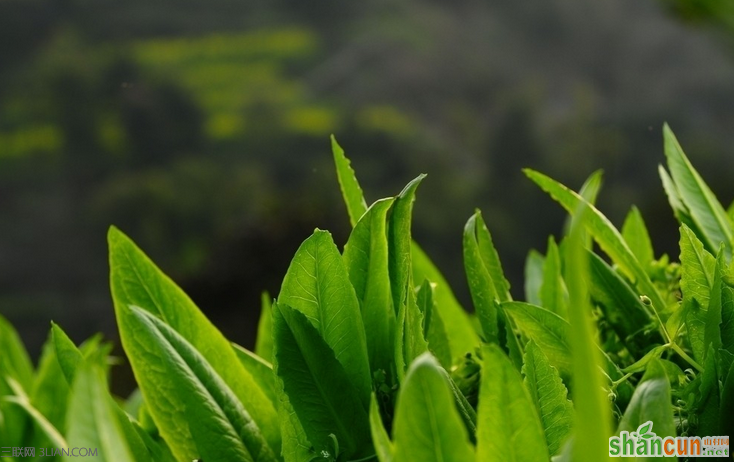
[609, 421, 729, 457]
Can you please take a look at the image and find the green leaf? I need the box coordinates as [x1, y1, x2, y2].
[617, 360, 676, 456]
[30, 332, 70, 433]
[524, 249, 545, 306]
[477, 344, 549, 462]
[255, 291, 274, 363]
[0, 315, 33, 391]
[395, 281, 429, 380]
[388, 175, 426, 317]
[663, 124, 733, 259]
[392, 353, 475, 462]
[659, 164, 702, 237]
[278, 229, 372, 405]
[437, 366, 478, 438]
[52, 323, 154, 462]
[540, 236, 568, 317]
[4, 376, 67, 449]
[132, 420, 177, 462]
[722, 278, 734, 355]
[703, 252, 726, 358]
[564, 204, 612, 462]
[680, 224, 717, 363]
[522, 341, 574, 456]
[232, 343, 277, 406]
[463, 211, 500, 343]
[52, 321, 85, 386]
[416, 280, 452, 369]
[412, 242, 479, 360]
[721, 359, 734, 441]
[332, 135, 368, 227]
[622, 206, 655, 267]
[64, 362, 134, 462]
[697, 345, 721, 436]
[329, 140, 478, 361]
[0, 313, 34, 446]
[502, 301, 572, 373]
[122, 305, 278, 462]
[587, 251, 653, 350]
[108, 227, 280, 453]
[622, 345, 668, 374]
[524, 169, 667, 317]
[273, 302, 371, 460]
[475, 210, 512, 301]
[343, 197, 396, 379]
[369, 395, 393, 462]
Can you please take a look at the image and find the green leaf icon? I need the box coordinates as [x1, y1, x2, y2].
[637, 421, 653, 438]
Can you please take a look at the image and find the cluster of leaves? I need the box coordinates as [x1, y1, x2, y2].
[2, 124, 734, 462]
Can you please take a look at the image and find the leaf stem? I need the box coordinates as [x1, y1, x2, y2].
[611, 372, 634, 391]
[667, 342, 703, 372]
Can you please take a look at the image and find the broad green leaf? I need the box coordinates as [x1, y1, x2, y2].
[395, 281, 429, 380]
[273, 302, 371, 460]
[51, 322, 152, 462]
[617, 360, 676, 462]
[475, 211, 512, 301]
[567, 170, 604, 248]
[392, 353, 475, 462]
[463, 211, 500, 343]
[4, 377, 66, 449]
[108, 227, 279, 452]
[122, 305, 278, 462]
[30, 332, 70, 433]
[502, 301, 572, 373]
[124, 388, 143, 419]
[659, 165, 702, 236]
[369, 395, 393, 462]
[622, 206, 655, 267]
[680, 224, 717, 363]
[697, 345, 720, 436]
[565, 204, 612, 462]
[416, 280, 452, 369]
[330, 140, 478, 360]
[524, 169, 667, 317]
[501, 301, 631, 397]
[703, 252, 726, 359]
[522, 341, 574, 456]
[388, 175, 425, 317]
[278, 229, 371, 405]
[232, 343, 277, 406]
[272, 364, 312, 462]
[64, 362, 135, 462]
[412, 242, 479, 360]
[524, 249, 545, 306]
[255, 291, 274, 362]
[132, 420, 177, 462]
[52, 321, 85, 385]
[477, 344, 549, 462]
[343, 197, 396, 378]
[721, 359, 734, 440]
[540, 236, 568, 317]
[437, 366, 478, 438]
[587, 251, 653, 351]
[332, 135, 368, 227]
[0, 315, 33, 390]
[663, 124, 733, 259]
[722, 278, 734, 354]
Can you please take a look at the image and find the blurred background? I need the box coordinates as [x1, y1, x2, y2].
[2, 0, 734, 392]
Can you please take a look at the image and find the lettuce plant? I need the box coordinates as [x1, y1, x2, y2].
[1, 124, 733, 461]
